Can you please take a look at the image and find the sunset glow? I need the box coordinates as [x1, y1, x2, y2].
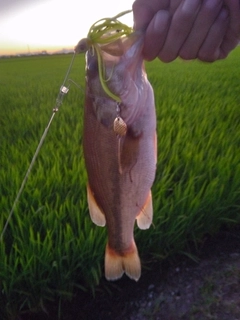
[0, 0, 133, 55]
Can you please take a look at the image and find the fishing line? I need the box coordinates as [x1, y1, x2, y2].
[68, 78, 84, 92]
[0, 51, 78, 242]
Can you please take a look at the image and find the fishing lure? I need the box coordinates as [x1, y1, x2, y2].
[75, 10, 132, 102]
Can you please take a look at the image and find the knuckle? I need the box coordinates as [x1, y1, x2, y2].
[158, 51, 176, 62]
[179, 49, 196, 60]
[198, 49, 217, 62]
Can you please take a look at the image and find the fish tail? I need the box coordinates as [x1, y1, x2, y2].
[104, 241, 141, 281]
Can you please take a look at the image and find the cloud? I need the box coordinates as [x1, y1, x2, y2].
[0, 0, 48, 16]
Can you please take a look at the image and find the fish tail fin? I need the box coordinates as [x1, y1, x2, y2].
[104, 241, 141, 282]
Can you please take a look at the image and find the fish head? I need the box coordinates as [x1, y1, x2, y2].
[84, 32, 149, 130]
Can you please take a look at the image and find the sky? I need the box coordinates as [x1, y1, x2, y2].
[0, 0, 134, 55]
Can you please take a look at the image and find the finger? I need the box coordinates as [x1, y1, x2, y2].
[132, 0, 169, 30]
[169, 0, 182, 15]
[179, 0, 223, 60]
[198, 8, 229, 62]
[158, 0, 201, 62]
[219, 0, 240, 58]
[142, 10, 171, 61]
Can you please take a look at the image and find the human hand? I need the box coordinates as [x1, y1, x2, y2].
[132, 0, 240, 62]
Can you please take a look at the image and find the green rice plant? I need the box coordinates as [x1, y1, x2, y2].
[137, 49, 240, 258]
[0, 54, 106, 318]
[0, 48, 240, 318]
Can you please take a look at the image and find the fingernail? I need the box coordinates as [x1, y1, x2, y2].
[182, 0, 200, 13]
[204, 0, 222, 10]
[219, 7, 229, 20]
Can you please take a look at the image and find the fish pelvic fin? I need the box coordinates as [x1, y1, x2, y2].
[87, 184, 106, 227]
[136, 191, 153, 230]
[105, 241, 141, 282]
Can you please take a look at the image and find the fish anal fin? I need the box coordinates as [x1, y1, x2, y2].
[87, 184, 106, 227]
[105, 241, 141, 282]
[136, 191, 153, 230]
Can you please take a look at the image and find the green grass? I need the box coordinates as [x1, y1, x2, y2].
[0, 49, 240, 318]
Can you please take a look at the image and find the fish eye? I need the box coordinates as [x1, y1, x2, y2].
[75, 38, 91, 53]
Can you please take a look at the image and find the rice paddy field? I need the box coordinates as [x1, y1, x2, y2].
[0, 48, 240, 319]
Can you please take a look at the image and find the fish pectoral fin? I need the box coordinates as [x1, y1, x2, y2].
[105, 241, 141, 282]
[136, 191, 153, 230]
[87, 184, 106, 227]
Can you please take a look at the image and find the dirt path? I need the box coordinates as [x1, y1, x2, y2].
[24, 227, 240, 320]
[128, 230, 240, 320]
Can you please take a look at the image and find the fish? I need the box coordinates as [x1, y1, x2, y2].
[78, 31, 157, 281]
